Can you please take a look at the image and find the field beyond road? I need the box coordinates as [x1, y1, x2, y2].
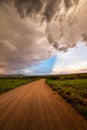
[0, 77, 39, 93]
[46, 78, 87, 119]
[0, 79, 87, 130]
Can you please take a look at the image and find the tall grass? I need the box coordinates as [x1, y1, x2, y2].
[46, 79, 87, 119]
[0, 77, 38, 93]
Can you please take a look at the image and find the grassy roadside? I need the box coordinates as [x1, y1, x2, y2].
[46, 79, 87, 119]
[0, 77, 39, 93]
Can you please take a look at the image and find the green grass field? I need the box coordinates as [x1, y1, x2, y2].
[0, 77, 38, 93]
[46, 78, 87, 119]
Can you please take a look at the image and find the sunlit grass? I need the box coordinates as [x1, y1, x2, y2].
[0, 77, 38, 93]
[46, 79, 87, 119]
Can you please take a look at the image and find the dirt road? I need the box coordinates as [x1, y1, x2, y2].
[0, 79, 87, 130]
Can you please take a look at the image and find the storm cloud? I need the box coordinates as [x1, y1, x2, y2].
[0, 0, 80, 21]
[0, 0, 87, 74]
[0, 4, 55, 74]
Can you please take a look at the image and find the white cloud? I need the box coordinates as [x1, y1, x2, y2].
[52, 42, 87, 74]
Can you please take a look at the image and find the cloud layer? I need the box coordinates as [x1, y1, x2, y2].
[0, 0, 87, 74]
[0, 0, 80, 20]
[0, 4, 55, 74]
[52, 42, 87, 74]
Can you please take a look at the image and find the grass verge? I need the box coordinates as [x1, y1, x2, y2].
[0, 77, 39, 94]
[46, 79, 87, 119]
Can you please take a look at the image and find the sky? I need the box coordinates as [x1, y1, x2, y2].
[0, 0, 87, 75]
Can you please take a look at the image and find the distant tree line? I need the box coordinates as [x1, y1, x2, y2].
[0, 73, 87, 80]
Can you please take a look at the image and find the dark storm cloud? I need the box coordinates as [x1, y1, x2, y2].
[64, 0, 72, 9]
[0, 0, 79, 21]
[0, 0, 80, 50]
[0, 0, 87, 74]
[43, 0, 61, 22]
[14, 0, 44, 18]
